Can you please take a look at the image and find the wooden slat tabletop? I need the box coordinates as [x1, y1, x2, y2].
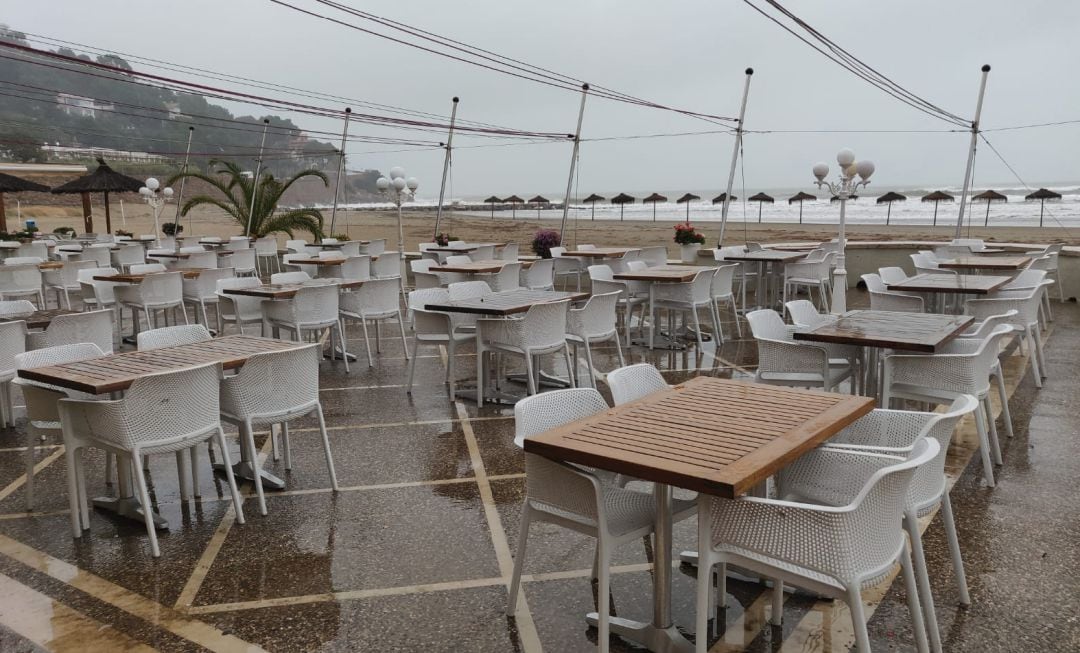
[427, 245, 479, 253]
[37, 262, 63, 270]
[938, 256, 1031, 270]
[147, 252, 189, 259]
[614, 265, 717, 282]
[93, 270, 203, 282]
[17, 335, 301, 395]
[561, 248, 637, 258]
[425, 289, 589, 316]
[282, 257, 345, 266]
[525, 376, 873, 498]
[0, 308, 79, 329]
[220, 279, 364, 299]
[793, 309, 974, 352]
[722, 250, 807, 262]
[888, 273, 1012, 294]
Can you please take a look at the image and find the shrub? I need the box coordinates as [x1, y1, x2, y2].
[162, 222, 184, 236]
[531, 229, 561, 258]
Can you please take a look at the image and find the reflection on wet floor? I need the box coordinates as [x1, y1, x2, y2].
[0, 288, 1078, 652]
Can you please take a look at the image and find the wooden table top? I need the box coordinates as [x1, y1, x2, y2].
[425, 289, 589, 316]
[0, 308, 79, 329]
[793, 309, 974, 353]
[561, 248, 637, 258]
[17, 335, 300, 395]
[93, 270, 204, 282]
[614, 265, 717, 282]
[974, 247, 1007, 254]
[938, 256, 1031, 270]
[431, 260, 506, 273]
[37, 262, 63, 270]
[888, 273, 1012, 294]
[525, 376, 873, 498]
[722, 250, 807, 263]
[220, 279, 364, 299]
[284, 257, 346, 265]
[768, 244, 819, 252]
[147, 252, 189, 259]
[427, 245, 479, 253]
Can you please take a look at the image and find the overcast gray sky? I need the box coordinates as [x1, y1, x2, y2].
[5, 0, 1079, 197]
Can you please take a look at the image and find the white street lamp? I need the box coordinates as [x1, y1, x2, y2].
[139, 176, 174, 245]
[375, 167, 419, 292]
[812, 149, 874, 314]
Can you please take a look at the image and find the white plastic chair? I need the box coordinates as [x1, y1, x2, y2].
[863, 273, 925, 312]
[340, 277, 408, 367]
[17, 242, 47, 260]
[4, 256, 43, 265]
[476, 299, 575, 405]
[550, 246, 584, 291]
[639, 245, 668, 267]
[694, 439, 938, 653]
[407, 288, 473, 395]
[254, 236, 281, 275]
[710, 263, 741, 340]
[965, 286, 1048, 389]
[468, 244, 496, 261]
[0, 320, 27, 427]
[485, 262, 521, 292]
[43, 260, 95, 309]
[566, 290, 625, 388]
[285, 239, 308, 253]
[339, 241, 361, 257]
[589, 265, 647, 342]
[648, 269, 719, 352]
[359, 239, 386, 256]
[910, 252, 955, 277]
[878, 266, 909, 285]
[227, 248, 257, 277]
[226, 236, 251, 251]
[131, 263, 166, 275]
[331, 255, 370, 281]
[1025, 247, 1063, 302]
[0, 264, 44, 306]
[606, 363, 669, 406]
[447, 280, 492, 334]
[509, 388, 696, 653]
[59, 363, 246, 557]
[881, 324, 1013, 486]
[746, 309, 852, 391]
[783, 251, 835, 310]
[183, 267, 235, 329]
[499, 242, 519, 261]
[216, 277, 266, 335]
[263, 284, 349, 373]
[220, 344, 336, 515]
[521, 258, 555, 291]
[136, 324, 212, 351]
[26, 309, 114, 354]
[114, 271, 188, 336]
[111, 244, 146, 272]
[270, 271, 311, 285]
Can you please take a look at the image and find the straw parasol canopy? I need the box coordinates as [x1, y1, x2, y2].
[529, 195, 550, 219]
[483, 195, 502, 219]
[876, 191, 907, 226]
[0, 173, 49, 233]
[610, 193, 635, 221]
[642, 192, 667, 221]
[830, 194, 859, 202]
[972, 190, 1007, 226]
[1024, 188, 1062, 227]
[711, 192, 736, 205]
[787, 191, 816, 224]
[748, 192, 774, 223]
[921, 190, 955, 226]
[51, 158, 142, 233]
[582, 193, 605, 221]
[503, 194, 525, 219]
[676, 192, 700, 223]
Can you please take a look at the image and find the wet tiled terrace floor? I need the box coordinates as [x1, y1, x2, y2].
[0, 289, 1078, 652]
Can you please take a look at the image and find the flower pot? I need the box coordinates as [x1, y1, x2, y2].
[680, 243, 702, 263]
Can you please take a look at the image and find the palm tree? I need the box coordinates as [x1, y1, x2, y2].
[167, 159, 328, 238]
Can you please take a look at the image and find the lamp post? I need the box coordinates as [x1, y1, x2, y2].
[812, 149, 874, 314]
[375, 166, 418, 284]
[138, 177, 174, 245]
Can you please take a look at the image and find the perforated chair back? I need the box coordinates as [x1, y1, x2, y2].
[785, 299, 834, 328]
[271, 271, 311, 285]
[4, 257, 42, 265]
[38, 310, 114, 354]
[220, 344, 321, 420]
[468, 245, 496, 261]
[342, 277, 400, 318]
[500, 243, 519, 261]
[639, 246, 668, 267]
[606, 363, 668, 405]
[514, 388, 608, 448]
[488, 262, 521, 292]
[137, 324, 212, 350]
[130, 263, 166, 274]
[448, 280, 492, 300]
[0, 265, 42, 296]
[337, 256, 371, 281]
[587, 264, 613, 281]
[371, 254, 401, 278]
[878, 267, 908, 284]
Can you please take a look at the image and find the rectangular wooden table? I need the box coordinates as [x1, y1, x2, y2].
[721, 250, 807, 263]
[425, 289, 588, 316]
[147, 252, 189, 259]
[793, 309, 973, 353]
[561, 247, 637, 258]
[525, 376, 873, 651]
[431, 260, 508, 274]
[220, 279, 364, 299]
[427, 245, 479, 253]
[37, 261, 63, 270]
[93, 270, 204, 282]
[0, 308, 79, 329]
[282, 257, 346, 266]
[938, 256, 1030, 271]
[614, 264, 716, 282]
[888, 273, 1011, 295]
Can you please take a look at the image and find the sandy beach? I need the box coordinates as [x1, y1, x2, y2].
[17, 202, 1078, 254]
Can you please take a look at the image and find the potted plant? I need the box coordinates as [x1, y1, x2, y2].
[433, 233, 456, 247]
[531, 229, 561, 259]
[673, 223, 705, 262]
[162, 222, 183, 237]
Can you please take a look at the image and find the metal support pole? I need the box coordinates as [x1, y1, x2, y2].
[433, 97, 459, 239]
[245, 119, 270, 238]
[329, 108, 351, 235]
[834, 192, 849, 314]
[955, 65, 991, 239]
[559, 83, 589, 238]
[718, 68, 753, 247]
[173, 126, 194, 233]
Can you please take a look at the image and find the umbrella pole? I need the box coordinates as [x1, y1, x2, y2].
[591, 204, 595, 221]
[652, 203, 656, 222]
[245, 119, 270, 238]
[933, 202, 938, 226]
[886, 202, 891, 226]
[559, 84, 589, 238]
[1040, 200, 1045, 228]
[103, 191, 111, 234]
[433, 98, 458, 240]
[984, 201, 991, 227]
[620, 205, 624, 221]
[329, 108, 351, 237]
[718, 68, 753, 247]
[81, 192, 93, 233]
[0, 193, 6, 233]
[120, 199, 126, 228]
[173, 126, 194, 233]
[955, 65, 991, 240]
[757, 202, 762, 223]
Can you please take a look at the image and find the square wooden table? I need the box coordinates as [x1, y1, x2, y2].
[614, 265, 716, 283]
[0, 308, 79, 329]
[424, 288, 588, 316]
[721, 250, 807, 263]
[93, 270, 204, 283]
[525, 376, 873, 652]
[220, 279, 364, 299]
[427, 245, 479, 253]
[431, 260, 508, 274]
[938, 256, 1030, 271]
[888, 273, 1011, 295]
[793, 309, 973, 353]
[561, 247, 637, 258]
[283, 257, 346, 266]
[37, 261, 63, 270]
[147, 252, 189, 259]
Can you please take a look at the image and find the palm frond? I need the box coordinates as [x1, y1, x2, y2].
[260, 209, 324, 239]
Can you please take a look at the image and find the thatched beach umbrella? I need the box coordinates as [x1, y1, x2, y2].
[484, 195, 501, 219]
[876, 191, 907, 226]
[503, 194, 524, 219]
[748, 192, 774, 223]
[830, 194, 859, 202]
[582, 193, 604, 221]
[921, 190, 955, 226]
[787, 191, 816, 224]
[642, 192, 667, 221]
[1025, 188, 1062, 227]
[611, 192, 635, 221]
[529, 195, 550, 219]
[51, 158, 142, 233]
[711, 192, 736, 205]
[676, 193, 700, 224]
[972, 190, 1007, 226]
[0, 173, 49, 233]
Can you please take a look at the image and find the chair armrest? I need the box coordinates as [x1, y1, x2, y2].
[57, 397, 126, 446]
[775, 447, 905, 507]
[523, 453, 602, 519]
[756, 338, 829, 375]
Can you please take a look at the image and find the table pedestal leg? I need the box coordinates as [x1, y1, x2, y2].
[585, 483, 694, 653]
[92, 455, 168, 529]
[212, 429, 286, 490]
